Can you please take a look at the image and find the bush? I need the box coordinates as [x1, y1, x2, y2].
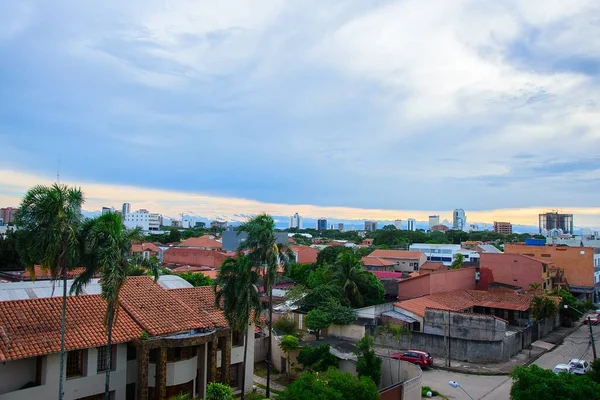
[421, 386, 439, 397]
[297, 344, 338, 372]
[206, 382, 233, 400]
[278, 368, 379, 400]
[273, 316, 298, 336]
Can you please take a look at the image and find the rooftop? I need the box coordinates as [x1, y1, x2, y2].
[368, 249, 424, 259]
[362, 257, 397, 267]
[177, 237, 223, 248]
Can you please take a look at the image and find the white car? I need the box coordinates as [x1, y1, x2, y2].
[553, 364, 573, 374]
[568, 359, 591, 375]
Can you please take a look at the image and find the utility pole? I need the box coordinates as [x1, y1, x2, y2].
[588, 316, 597, 360]
[448, 310, 452, 368]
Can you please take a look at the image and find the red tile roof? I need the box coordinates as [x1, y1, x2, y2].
[22, 265, 86, 280]
[163, 248, 229, 268]
[0, 295, 142, 362]
[178, 237, 222, 249]
[169, 265, 212, 273]
[131, 242, 161, 253]
[362, 257, 397, 267]
[395, 289, 548, 318]
[168, 287, 228, 328]
[419, 262, 446, 273]
[368, 250, 424, 260]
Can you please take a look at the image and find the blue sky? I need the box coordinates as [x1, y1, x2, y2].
[2, 0, 600, 226]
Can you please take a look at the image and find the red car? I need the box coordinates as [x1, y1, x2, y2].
[391, 350, 433, 369]
[583, 313, 600, 325]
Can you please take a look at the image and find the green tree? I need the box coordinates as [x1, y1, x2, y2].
[279, 335, 300, 380]
[531, 295, 558, 321]
[206, 382, 233, 400]
[297, 344, 339, 372]
[305, 308, 332, 340]
[303, 284, 348, 311]
[329, 252, 370, 307]
[357, 272, 385, 307]
[167, 229, 181, 243]
[355, 334, 382, 386]
[288, 262, 314, 285]
[213, 255, 261, 400]
[178, 271, 213, 286]
[0, 228, 22, 270]
[72, 213, 157, 400]
[273, 315, 300, 336]
[237, 213, 293, 397]
[168, 392, 191, 400]
[306, 265, 331, 289]
[587, 359, 600, 384]
[15, 184, 84, 400]
[450, 253, 464, 269]
[316, 246, 349, 266]
[278, 368, 379, 400]
[511, 364, 600, 400]
[375, 324, 410, 384]
[325, 300, 357, 325]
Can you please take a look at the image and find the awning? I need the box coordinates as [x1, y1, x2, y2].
[381, 310, 417, 323]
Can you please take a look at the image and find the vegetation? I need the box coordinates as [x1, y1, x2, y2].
[277, 368, 379, 400]
[553, 288, 593, 324]
[178, 271, 213, 286]
[213, 255, 261, 400]
[450, 253, 464, 269]
[297, 344, 339, 372]
[531, 295, 558, 321]
[0, 228, 22, 270]
[355, 334, 382, 386]
[168, 392, 192, 400]
[421, 386, 440, 397]
[273, 315, 301, 337]
[305, 309, 332, 340]
[587, 359, 600, 384]
[279, 335, 300, 380]
[375, 324, 410, 384]
[206, 382, 233, 400]
[510, 365, 600, 399]
[15, 183, 85, 400]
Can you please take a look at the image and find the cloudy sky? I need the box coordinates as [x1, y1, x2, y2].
[1, 0, 600, 227]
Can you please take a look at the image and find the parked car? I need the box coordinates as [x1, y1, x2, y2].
[568, 359, 591, 374]
[553, 364, 573, 374]
[390, 350, 433, 369]
[583, 313, 600, 325]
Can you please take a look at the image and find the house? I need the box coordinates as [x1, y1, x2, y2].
[461, 241, 502, 254]
[370, 271, 404, 301]
[361, 257, 396, 272]
[505, 243, 599, 300]
[478, 253, 553, 292]
[418, 262, 446, 274]
[408, 244, 480, 266]
[289, 245, 318, 264]
[163, 248, 230, 269]
[177, 237, 222, 250]
[364, 250, 427, 273]
[397, 267, 477, 300]
[0, 276, 253, 400]
[130, 243, 161, 260]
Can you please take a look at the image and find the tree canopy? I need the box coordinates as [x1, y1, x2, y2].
[510, 365, 600, 400]
[297, 344, 339, 372]
[305, 309, 332, 340]
[278, 368, 379, 400]
[355, 334, 382, 386]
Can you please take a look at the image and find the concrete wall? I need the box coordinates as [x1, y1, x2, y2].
[379, 360, 422, 400]
[0, 358, 37, 394]
[326, 324, 365, 341]
[254, 336, 268, 363]
[479, 253, 547, 290]
[424, 310, 507, 341]
[397, 268, 477, 300]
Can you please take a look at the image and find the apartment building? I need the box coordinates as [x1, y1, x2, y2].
[409, 243, 480, 266]
[479, 253, 552, 292]
[0, 276, 253, 400]
[493, 221, 513, 234]
[124, 210, 161, 231]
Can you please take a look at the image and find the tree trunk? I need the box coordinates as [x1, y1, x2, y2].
[104, 304, 114, 400]
[241, 325, 250, 400]
[58, 269, 67, 400]
[266, 285, 273, 398]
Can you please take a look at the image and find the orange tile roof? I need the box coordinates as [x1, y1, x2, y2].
[0, 295, 142, 362]
[170, 265, 211, 273]
[168, 287, 228, 328]
[368, 249, 424, 259]
[178, 237, 222, 249]
[395, 289, 547, 318]
[118, 277, 207, 336]
[131, 242, 161, 253]
[362, 257, 397, 267]
[22, 265, 86, 280]
[419, 262, 446, 273]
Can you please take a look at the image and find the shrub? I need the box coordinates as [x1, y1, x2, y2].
[273, 315, 298, 336]
[206, 382, 233, 400]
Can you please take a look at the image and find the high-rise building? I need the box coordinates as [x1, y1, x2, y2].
[338, 223, 344, 231]
[289, 213, 303, 229]
[122, 203, 131, 216]
[124, 209, 161, 231]
[364, 221, 377, 232]
[453, 209, 467, 231]
[101, 207, 114, 215]
[0, 207, 17, 225]
[493, 221, 513, 234]
[428, 215, 440, 228]
[539, 212, 574, 235]
[407, 218, 416, 231]
[317, 218, 327, 231]
[394, 219, 402, 230]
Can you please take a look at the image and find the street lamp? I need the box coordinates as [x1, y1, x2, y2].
[448, 381, 474, 400]
[564, 304, 597, 360]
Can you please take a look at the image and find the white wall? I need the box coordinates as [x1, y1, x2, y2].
[0, 358, 37, 394]
[327, 324, 365, 341]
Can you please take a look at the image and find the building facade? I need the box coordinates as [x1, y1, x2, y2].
[0, 207, 17, 225]
[493, 221, 513, 234]
[337, 223, 344, 231]
[364, 221, 377, 232]
[479, 253, 552, 292]
[452, 209, 466, 231]
[365, 249, 427, 273]
[539, 212, 574, 235]
[122, 203, 131, 217]
[394, 220, 402, 230]
[409, 243, 480, 266]
[428, 215, 440, 228]
[317, 218, 327, 231]
[124, 210, 161, 231]
[289, 213, 303, 229]
[407, 219, 416, 231]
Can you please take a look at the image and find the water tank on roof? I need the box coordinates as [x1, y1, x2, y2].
[525, 238, 546, 246]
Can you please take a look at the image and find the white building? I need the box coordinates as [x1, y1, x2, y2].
[409, 243, 480, 266]
[453, 209, 467, 231]
[124, 209, 161, 231]
[122, 202, 131, 216]
[394, 220, 402, 230]
[428, 215, 440, 228]
[289, 213, 303, 229]
[407, 218, 416, 231]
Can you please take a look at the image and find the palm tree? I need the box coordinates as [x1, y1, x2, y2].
[71, 213, 158, 400]
[15, 184, 84, 400]
[237, 213, 293, 397]
[213, 255, 261, 400]
[329, 252, 369, 307]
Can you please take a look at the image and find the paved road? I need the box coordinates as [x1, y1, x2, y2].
[421, 324, 600, 400]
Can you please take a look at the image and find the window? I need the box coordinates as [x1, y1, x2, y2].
[229, 364, 239, 388]
[298, 314, 303, 330]
[127, 344, 137, 361]
[543, 264, 547, 274]
[167, 347, 195, 362]
[541, 254, 551, 258]
[413, 264, 418, 271]
[67, 350, 86, 378]
[232, 331, 244, 346]
[97, 345, 116, 372]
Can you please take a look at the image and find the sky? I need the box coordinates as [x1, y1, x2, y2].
[1, 1, 600, 228]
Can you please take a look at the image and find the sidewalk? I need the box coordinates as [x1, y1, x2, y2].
[253, 374, 287, 393]
[374, 323, 582, 376]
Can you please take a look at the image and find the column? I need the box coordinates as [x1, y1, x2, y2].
[210, 338, 217, 383]
[155, 347, 167, 400]
[137, 346, 149, 400]
[222, 335, 231, 385]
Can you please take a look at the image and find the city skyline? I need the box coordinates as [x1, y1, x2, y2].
[2, 2, 600, 220]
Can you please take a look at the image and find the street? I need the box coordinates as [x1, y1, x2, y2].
[420, 323, 600, 399]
